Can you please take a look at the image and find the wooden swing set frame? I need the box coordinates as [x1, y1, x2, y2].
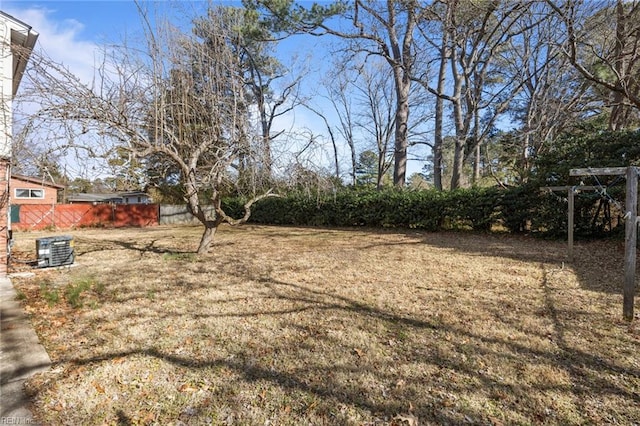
[569, 166, 639, 321]
[543, 167, 638, 321]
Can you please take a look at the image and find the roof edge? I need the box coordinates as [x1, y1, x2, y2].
[1, 10, 39, 96]
[0, 10, 33, 31]
[11, 174, 65, 189]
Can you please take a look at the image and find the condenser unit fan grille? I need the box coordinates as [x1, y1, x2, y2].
[36, 236, 74, 268]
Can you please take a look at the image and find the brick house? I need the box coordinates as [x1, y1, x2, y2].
[10, 174, 64, 205]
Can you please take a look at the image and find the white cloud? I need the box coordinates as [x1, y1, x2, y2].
[5, 6, 101, 84]
[5, 7, 112, 178]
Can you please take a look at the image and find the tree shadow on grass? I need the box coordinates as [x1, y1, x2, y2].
[54, 269, 640, 425]
[74, 237, 195, 257]
[22, 226, 640, 424]
[364, 230, 631, 296]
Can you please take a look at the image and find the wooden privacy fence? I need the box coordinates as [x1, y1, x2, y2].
[159, 205, 216, 225]
[11, 204, 160, 230]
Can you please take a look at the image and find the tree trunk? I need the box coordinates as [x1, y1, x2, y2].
[473, 144, 481, 185]
[449, 93, 466, 189]
[448, 5, 466, 190]
[260, 103, 273, 179]
[432, 0, 453, 191]
[262, 131, 273, 179]
[377, 155, 385, 190]
[185, 177, 220, 254]
[389, 2, 416, 188]
[432, 68, 445, 190]
[197, 222, 218, 254]
[472, 112, 481, 185]
[610, 0, 628, 131]
[350, 141, 357, 186]
[393, 70, 410, 187]
[433, 141, 443, 191]
[450, 139, 465, 190]
[433, 86, 444, 189]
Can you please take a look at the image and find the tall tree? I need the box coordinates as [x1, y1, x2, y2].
[419, 0, 453, 191]
[302, 55, 355, 184]
[415, 0, 534, 189]
[308, 55, 398, 189]
[246, 0, 422, 187]
[194, 6, 300, 192]
[352, 59, 396, 190]
[323, 61, 357, 186]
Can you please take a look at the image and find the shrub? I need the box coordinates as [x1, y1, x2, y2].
[221, 180, 624, 239]
[241, 187, 508, 231]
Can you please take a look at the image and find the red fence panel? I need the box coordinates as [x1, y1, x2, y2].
[113, 204, 159, 227]
[11, 204, 159, 231]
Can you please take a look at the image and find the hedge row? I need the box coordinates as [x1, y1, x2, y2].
[222, 185, 621, 237]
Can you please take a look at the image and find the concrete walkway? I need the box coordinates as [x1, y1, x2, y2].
[0, 276, 50, 423]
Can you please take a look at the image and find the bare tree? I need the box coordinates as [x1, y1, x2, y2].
[352, 59, 396, 190]
[502, 3, 596, 182]
[19, 8, 276, 254]
[196, 6, 304, 186]
[306, 55, 398, 189]
[301, 103, 343, 182]
[415, 0, 535, 189]
[305, 56, 359, 186]
[546, 0, 640, 130]
[248, 0, 423, 187]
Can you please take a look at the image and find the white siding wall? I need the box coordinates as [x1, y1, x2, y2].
[0, 12, 38, 275]
[0, 13, 38, 159]
[1, 18, 12, 159]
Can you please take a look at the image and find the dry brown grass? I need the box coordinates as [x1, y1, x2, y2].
[9, 224, 640, 425]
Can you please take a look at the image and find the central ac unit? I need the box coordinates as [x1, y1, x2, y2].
[36, 236, 75, 268]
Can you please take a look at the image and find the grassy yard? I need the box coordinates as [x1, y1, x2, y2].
[9, 225, 640, 425]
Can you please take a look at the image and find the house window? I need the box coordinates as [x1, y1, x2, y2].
[15, 188, 45, 199]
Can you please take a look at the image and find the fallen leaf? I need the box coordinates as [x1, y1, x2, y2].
[92, 381, 105, 394]
[141, 410, 156, 424]
[441, 397, 455, 407]
[489, 415, 505, 426]
[393, 413, 419, 426]
[178, 383, 198, 393]
[69, 366, 86, 378]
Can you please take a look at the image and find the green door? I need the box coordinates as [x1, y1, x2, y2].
[10, 205, 20, 223]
